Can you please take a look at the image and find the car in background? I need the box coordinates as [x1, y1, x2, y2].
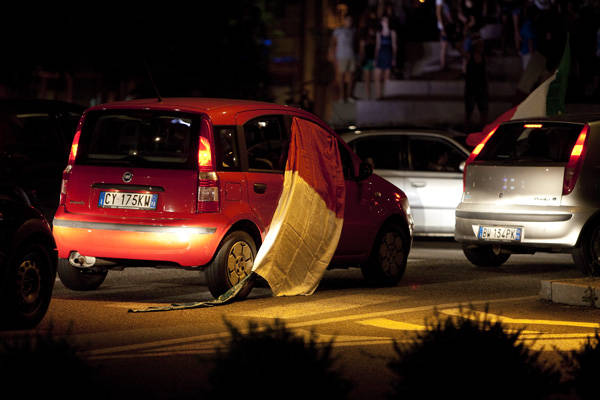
[0, 99, 84, 221]
[342, 129, 470, 236]
[0, 185, 57, 329]
[52, 98, 413, 298]
[455, 114, 600, 274]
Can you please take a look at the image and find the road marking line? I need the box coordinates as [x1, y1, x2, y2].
[357, 318, 426, 331]
[441, 308, 600, 329]
[79, 295, 538, 359]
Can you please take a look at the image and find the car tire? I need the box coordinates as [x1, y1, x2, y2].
[462, 244, 510, 267]
[361, 223, 408, 286]
[57, 258, 108, 291]
[206, 231, 256, 299]
[572, 224, 600, 276]
[1, 242, 56, 329]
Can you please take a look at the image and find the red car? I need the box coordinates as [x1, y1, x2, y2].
[52, 98, 413, 298]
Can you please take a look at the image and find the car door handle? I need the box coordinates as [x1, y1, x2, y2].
[253, 183, 267, 194]
[411, 181, 426, 187]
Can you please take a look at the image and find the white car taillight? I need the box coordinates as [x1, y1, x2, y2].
[563, 124, 589, 195]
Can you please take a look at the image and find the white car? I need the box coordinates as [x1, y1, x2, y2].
[342, 129, 470, 236]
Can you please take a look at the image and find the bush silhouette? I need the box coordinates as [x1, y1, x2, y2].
[562, 331, 600, 399]
[206, 318, 352, 399]
[387, 307, 562, 400]
[0, 327, 102, 399]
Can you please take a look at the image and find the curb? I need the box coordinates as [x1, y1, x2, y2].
[540, 278, 600, 308]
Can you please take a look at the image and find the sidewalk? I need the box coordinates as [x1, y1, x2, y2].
[540, 278, 600, 308]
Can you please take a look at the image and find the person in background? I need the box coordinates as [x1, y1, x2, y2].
[436, 0, 459, 70]
[464, 34, 488, 131]
[359, 23, 377, 100]
[329, 14, 357, 103]
[374, 15, 397, 100]
[518, 4, 536, 71]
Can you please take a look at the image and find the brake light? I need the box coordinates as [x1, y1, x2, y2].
[197, 119, 219, 212]
[60, 129, 81, 207]
[463, 124, 499, 192]
[563, 125, 589, 195]
[68, 129, 81, 165]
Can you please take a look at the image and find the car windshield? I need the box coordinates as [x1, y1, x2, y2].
[77, 110, 197, 169]
[476, 122, 584, 163]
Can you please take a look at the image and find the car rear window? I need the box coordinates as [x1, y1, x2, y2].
[77, 110, 198, 169]
[477, 122, 584, 163]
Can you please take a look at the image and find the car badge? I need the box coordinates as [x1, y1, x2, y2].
[122, 171, 133, 183]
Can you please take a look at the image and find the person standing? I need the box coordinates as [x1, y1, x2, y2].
[359, 23, 377, 100]
[374, 15, 397, 100]
[329, 14, 357, 103]
[464, 34, 488, 130]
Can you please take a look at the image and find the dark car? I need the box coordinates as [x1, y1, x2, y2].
[0, 185, 57, 329]
[0, 99, 84, 221]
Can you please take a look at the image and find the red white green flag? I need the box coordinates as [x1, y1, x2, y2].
[251, 117, 346, 296]
[466, 38, 571, 147]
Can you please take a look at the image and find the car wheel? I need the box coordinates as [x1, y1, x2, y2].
[57, 258, 108, 291]
[572, 224, 600, 276]
[206, 231, 256, 299]
[462, 244, 510, 267]
[1, 242, 56, 329]
[361, 224, 408, 286]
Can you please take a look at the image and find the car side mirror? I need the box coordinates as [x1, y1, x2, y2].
[356, 161, 373, 181]
[459, 161, 465, 172]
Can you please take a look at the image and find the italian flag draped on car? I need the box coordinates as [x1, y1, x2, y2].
[130, 117, 345, 311]
[466, 37, 570, 147]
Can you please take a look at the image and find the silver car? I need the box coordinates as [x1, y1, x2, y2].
[455, 115, 600, 275]
[342, 129, 470, 236]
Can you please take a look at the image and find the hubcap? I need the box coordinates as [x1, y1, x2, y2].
[378, 232, 404, 276]
[226, 241, 254, 285]
[16, 258, 41, 306]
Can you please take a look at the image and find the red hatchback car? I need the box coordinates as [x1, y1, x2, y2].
[52, 98, 413, 298]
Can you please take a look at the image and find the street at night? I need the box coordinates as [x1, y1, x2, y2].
[11, 239, 595, 399]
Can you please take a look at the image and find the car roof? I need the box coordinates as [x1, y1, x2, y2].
[507, 113, 600, 124]
[340, 128, 469, 151]
[86, 98, 316, 126]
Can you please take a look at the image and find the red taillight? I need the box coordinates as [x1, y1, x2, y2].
[68, 129, 81, 165]
[463, 125, 499, 192]
[197, 119, 219, 213]
[563, 125, 589, 195]
[60, 129, 81, 207]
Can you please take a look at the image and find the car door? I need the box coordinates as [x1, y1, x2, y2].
[239, 114, 286, 233]
[407, 135, 467, 235]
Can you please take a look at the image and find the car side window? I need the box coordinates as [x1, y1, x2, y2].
[348, 136, 408, 171]
[409, 137, 466, 172]
[213, 126, 240, 171]
[244, 116, 287, 172]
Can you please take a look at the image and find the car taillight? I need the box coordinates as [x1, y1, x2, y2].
[463, 124, 499, 192]
[59, 129, 81, 206]
[563, 124, 589, 195]
[197, 119, 219, 213]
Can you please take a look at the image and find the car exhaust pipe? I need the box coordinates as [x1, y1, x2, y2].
[68, 251, 96, 268]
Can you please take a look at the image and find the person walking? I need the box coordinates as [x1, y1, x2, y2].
[374, 15, 397, 100]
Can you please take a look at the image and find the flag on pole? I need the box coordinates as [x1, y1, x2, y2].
[466, 37, 570, 147]
[251, 117, 346, 296]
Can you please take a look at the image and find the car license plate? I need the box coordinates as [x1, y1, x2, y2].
[98, 191, 158, 210]
[478, 226, 522, 241]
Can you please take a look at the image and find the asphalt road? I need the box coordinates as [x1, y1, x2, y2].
[5, 238, 600, 399]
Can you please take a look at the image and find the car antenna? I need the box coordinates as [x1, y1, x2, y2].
[143, 59, 162, 102]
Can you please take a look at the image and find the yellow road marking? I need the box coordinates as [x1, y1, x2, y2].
[357, 318, 425, 331]
[441, 308, 600, 329]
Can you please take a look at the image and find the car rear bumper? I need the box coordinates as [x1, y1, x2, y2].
[52, 214, 222, 267]
[454, 204, 594, 249]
